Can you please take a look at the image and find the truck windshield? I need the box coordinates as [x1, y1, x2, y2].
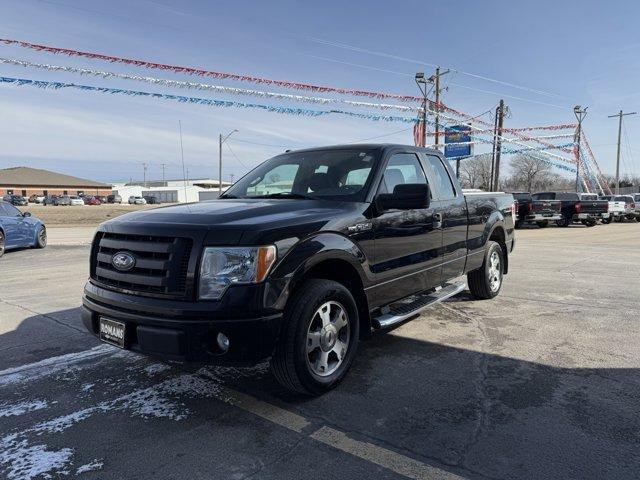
[223, 148, 380, 202]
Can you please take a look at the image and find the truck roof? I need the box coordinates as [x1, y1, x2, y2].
[281, 144, 443, 156]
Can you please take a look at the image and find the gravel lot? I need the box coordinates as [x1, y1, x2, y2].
[0, 224, 639, 480]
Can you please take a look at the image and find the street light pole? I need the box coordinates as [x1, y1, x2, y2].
[219, 129, 238, 195]
[573, 106, 588, 193]
[414, 73, 427, 147]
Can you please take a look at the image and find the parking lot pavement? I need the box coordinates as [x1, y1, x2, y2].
[47, 226, 96, 246]
[1, 223, 639, 480]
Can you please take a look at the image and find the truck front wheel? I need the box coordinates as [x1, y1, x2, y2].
[467, 241, 503, 299]
[271, 279, 360, 396]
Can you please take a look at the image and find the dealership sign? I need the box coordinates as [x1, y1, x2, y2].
[444, 125, 472, 158]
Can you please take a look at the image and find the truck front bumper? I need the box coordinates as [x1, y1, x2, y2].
[82, 283, 283, 365]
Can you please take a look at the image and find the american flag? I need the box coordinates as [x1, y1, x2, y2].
[413, 121, 426, 147]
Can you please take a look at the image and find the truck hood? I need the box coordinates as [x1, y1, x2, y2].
[104, 199, 365, 245]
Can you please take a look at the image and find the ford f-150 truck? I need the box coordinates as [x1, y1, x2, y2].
[532, 192, 609, 227]
[510, 192, 562, 228]
[82, 144, 515, 395]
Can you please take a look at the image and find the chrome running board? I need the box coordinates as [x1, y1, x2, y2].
[371, 282, 466, 329]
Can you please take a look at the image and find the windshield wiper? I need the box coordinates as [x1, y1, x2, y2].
[252, 192, 317, 200]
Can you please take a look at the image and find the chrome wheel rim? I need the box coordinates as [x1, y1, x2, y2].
[306, 301, 350, 377]
[488, 251, 501, 292]
[38, 226, 47, 247]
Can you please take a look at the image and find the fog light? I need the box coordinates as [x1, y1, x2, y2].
[216, 332, 230, 352]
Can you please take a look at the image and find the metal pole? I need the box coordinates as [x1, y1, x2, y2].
[574, 122, 582, 192]
[161, 163, 166, 184]
[434, 67, 440, 148]
[493, 100, 505, 191]
[573, 106, 588, 193]
[490, 105, 499, 189]
[608, 110, 637, 194]
[615, 110, 622, 194]
[219, 133, 223, 195]
[421, 94, 427, 148]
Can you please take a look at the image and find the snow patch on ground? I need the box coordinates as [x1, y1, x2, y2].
[0, 400, 49, 418]
[0, 349, 269, 479]
[76, 459, 103, 474]
[144, 363, 171, 376]
[0, 345, 114, 387]
[0, 434, 73, 480]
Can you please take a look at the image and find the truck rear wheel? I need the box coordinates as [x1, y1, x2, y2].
[536, 221, 549, 228]
[271, 279, 359, 396]
[467, 241, 503, 300]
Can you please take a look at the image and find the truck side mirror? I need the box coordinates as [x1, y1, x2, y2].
[377, 183, 431, 211]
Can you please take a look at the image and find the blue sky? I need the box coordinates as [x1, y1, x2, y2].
[0, 0, 639, 183]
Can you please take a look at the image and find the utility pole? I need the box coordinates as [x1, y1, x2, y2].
[492, 100, 505, 191]
[142, 162, 148, 188]
[414, 73, 428, 147]
[430, 67, 450, 149]
[608, 110, 637, 194]
[573, 105, 588, 192]
[219, 129, 239, 195]
[160, 163, 166, 184]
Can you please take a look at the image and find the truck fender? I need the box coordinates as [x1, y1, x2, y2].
[265, 232, 372, 332]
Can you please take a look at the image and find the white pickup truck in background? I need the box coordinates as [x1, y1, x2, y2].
[600, 195, 637, 223]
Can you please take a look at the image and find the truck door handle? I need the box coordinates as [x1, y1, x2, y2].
[434, 213, 443, 229]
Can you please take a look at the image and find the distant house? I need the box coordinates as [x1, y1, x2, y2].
[0, 167, 112, 197]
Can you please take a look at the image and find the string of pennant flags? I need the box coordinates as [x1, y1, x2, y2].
[0, 36, 606, 192]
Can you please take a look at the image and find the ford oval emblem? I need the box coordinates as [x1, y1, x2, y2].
[112, 251, 136, 271]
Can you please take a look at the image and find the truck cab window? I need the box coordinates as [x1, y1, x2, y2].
[380, 153, 427, 194]
[424, 155, 456, 200]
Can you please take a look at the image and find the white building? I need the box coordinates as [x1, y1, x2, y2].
[112, 178, 231, 204]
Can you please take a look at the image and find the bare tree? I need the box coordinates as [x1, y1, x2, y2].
[509, 155, 553, 192]
[459, 154, 493, 189]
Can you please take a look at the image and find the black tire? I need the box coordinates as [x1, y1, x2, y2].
[601, 217, 611, 224]
[536, 221, 549, 228]
[467, 241, 504, 300]
[582, 219, 596, 227]
[0, 230, 5, 258]
[35, 225, 47, 248]
[271, 279, 360, 396]
[557, 216, 571, 227]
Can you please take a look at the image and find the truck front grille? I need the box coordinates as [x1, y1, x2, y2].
[92, 232, 192, 297]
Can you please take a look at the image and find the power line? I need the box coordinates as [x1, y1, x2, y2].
[229, 138, 293, 149]
[224, 142, 250, 170]
[306, 36, 567, 100]
[347, 127, 413, 143]
[306, 54, 567, 109]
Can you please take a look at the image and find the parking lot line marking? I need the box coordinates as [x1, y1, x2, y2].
[310, 426, 464, 480]
[218, 386, 310, 433]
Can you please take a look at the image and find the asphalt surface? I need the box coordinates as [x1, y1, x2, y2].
[1, 223, 639, 480]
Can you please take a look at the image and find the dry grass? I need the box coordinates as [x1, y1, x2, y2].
[21, 203, 166, 227]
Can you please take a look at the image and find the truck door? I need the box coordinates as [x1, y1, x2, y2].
[421, 154, 468, 280]
[370, 152, 443, 307]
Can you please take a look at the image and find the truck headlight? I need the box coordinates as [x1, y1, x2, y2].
[198, 246, 277, 300]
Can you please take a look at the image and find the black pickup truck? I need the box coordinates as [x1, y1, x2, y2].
[511, 192, 562, 228]
[82, 144, 515, 395]
[532, 192, 609, 227]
